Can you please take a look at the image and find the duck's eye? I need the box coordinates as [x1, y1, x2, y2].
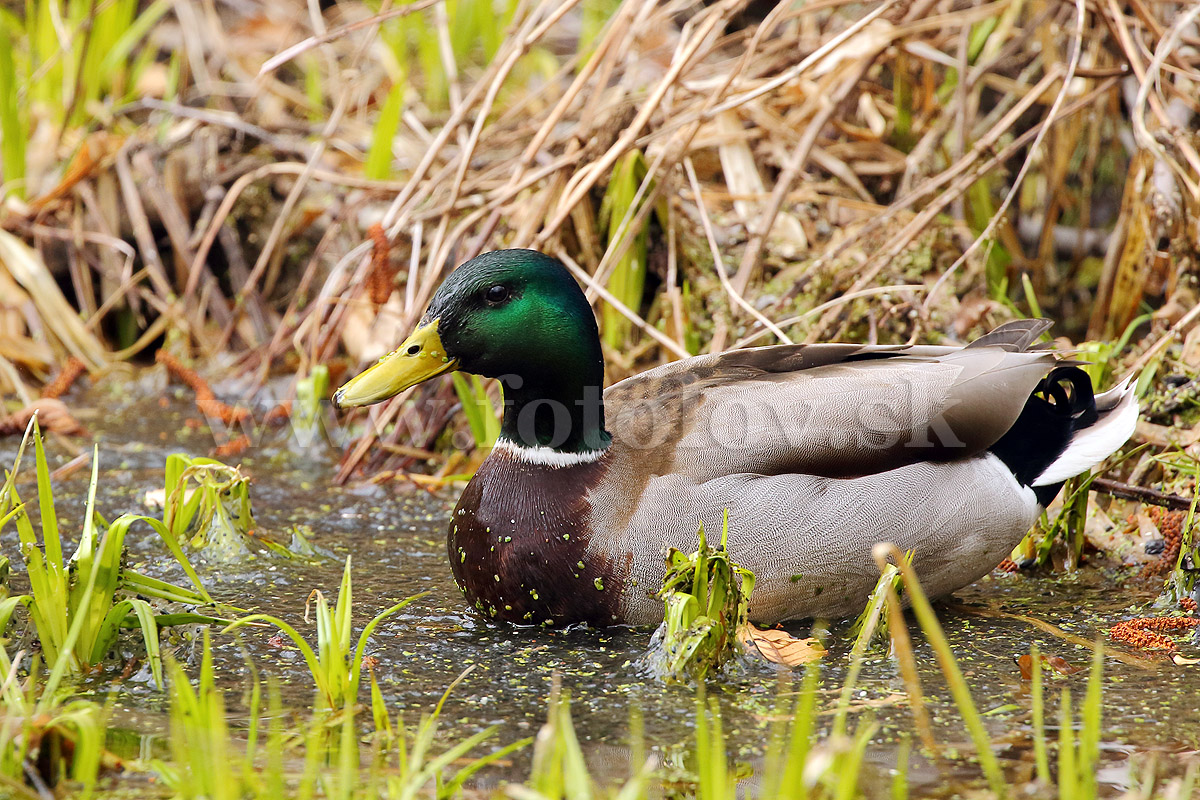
[485, 284, 510, 304]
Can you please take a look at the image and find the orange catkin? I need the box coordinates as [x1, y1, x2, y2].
[0, 399, 87, 437]
[156, 351, 249, 425]
[262, 402, 292, 426]
[41, 357, 88, 399]
[1109, 616, 1200, 651]
[213, 434, 251, 459]
[365, 223, 398, 305]
[1140, 507, 1185, 578]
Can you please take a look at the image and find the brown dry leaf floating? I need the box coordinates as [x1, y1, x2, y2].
[737, 625, 826, 666]
[1172, 654, 1200, 666]
[0, 399, 88, 437]
[1016, 654, 1082, 680]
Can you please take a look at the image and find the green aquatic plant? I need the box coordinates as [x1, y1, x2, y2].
[0, 647, 110, 798]
[1077, 313, 1154, 392]
[295, 365, 332, 442]
[1023, 641, 1106, 799]
[0, 420, 219, 690]
[872, 542, 1007, 798]
[516, 682, 648, 800]
[163, 453, 280, 561]
[850, 549, 913, 648]
[160, 621, 523, 799]
[156, 632, 242, 800]
[1035, 443, 1148, 570]
[652, 511, 755, 684]
[1157, 455, 1200, 605]
[367, 669, 528, 800]
[224, 556, 424, 714]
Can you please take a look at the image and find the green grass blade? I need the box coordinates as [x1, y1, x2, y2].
[89, 599, 133, 669]
[32, 423, 63, 570]
[0, 594, 31, 638]
[349, 592, 428, 700]
[97, 0, 170, 77]
[835, 721, 878, 800]
[122, 598, 164, 688]
[1058, 688, 1076, 800]
[224, 614, 330, 705]
[114, 515, 215, 604]
[366, 82, 404, 180]
[0, 24, 24, 200]
[874, 543, 1007, 798]
[1078, 644, 1104, 798]
[1030, 644, 1050, 784]
[118, 571, 211, 605]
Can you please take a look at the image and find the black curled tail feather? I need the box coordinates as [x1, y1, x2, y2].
[989, 366, 1099, 505]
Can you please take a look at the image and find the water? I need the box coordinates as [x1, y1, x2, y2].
[3, 376, 1198, 795]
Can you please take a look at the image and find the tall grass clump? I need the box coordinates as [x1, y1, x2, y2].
[162, 600, 524, 798]
[370, 0, 519, 112]
[224, 556, 422, 714]
[23, 0, 170, 126]
[0, 647, 111, 797]
[0, 20, 24, 200]
[515, 683, 650, 800]
[0, 419, 219, 691]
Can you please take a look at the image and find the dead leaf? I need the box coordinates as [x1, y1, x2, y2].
[1015, 653, 1083, 680]
[1172, 654, 1200, 666]
[0, 398, 87, 437]
[812, 19, 896, 77]
[28, 132, 123, 211]
[738, 625, 826, 666]
[713, 111, 807, 254]
[341, 292, 407, 365]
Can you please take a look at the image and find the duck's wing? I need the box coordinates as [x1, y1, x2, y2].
[602, 322, 1058, 483]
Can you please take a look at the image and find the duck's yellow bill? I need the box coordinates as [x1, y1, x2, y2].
[333, 319, 459, 408]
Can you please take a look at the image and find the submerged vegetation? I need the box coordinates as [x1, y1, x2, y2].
[1, 0, 1199, 796]
[650, 513, 754, 684]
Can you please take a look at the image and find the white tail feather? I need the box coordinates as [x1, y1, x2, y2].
[1031, 381, 1138, 487]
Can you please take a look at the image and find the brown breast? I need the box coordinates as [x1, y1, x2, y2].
[448, 448, 626, 626]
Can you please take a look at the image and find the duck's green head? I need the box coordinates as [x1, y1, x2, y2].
[333, 250, 604, 412]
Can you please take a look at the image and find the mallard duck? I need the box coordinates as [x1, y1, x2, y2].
[334, 249, 1138, 627]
